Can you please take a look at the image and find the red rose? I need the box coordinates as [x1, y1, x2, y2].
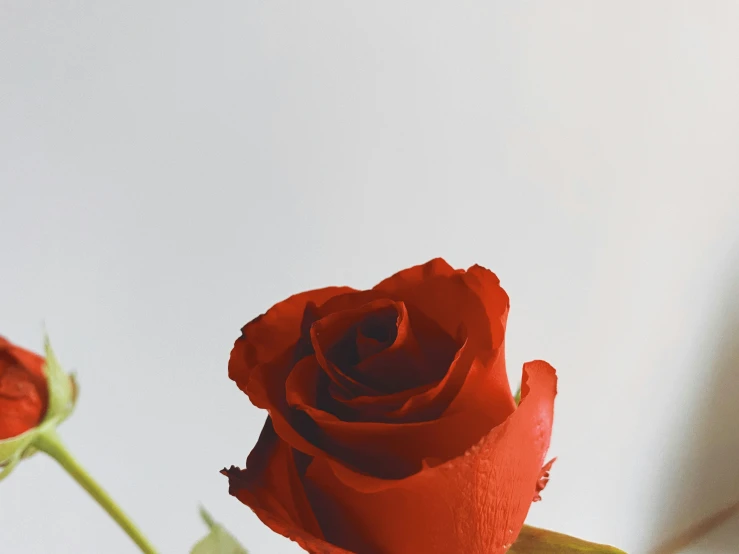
[225, 259, 557, 554]
[0, 337, 49, 440]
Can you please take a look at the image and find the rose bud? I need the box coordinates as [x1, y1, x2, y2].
[0, 336, 76, 480]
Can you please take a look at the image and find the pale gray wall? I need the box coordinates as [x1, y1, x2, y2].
[1, 2, 739, 553]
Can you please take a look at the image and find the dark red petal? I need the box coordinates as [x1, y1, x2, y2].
[312, 299, 450, 398]
[351, 303, 450, 395]
[287, 346, 515, 479]
[241, 346, 329, 459]
[331, 326, 471, 425]
[281, 327, 514, 479]
[301, 361, 557, 554]
[285, 356, 325, 412]
[333, 304, 461, 421]
[228, 286, 355, 395]
[310, 299, 398, 397]
[228, 287, 358, 460]
[224, 418, 359, 554]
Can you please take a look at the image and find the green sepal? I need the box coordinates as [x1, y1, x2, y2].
[190, 507, 249, 554]
[514, 385, 522, 405]
[42, 336, 77, 424]
[0, 430, 37, 480]
[509, 525, 627, 553]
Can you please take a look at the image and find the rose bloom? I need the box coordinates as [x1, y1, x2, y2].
[0, 337, 48, 440]
[225, 259, 557, 554]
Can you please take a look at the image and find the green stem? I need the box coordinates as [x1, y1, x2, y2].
[35, 429, 159, 554]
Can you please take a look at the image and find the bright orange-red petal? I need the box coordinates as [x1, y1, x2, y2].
[0, 337, 48, 440]
[299, 361, 557, 554]
[372, 258, 460, 292]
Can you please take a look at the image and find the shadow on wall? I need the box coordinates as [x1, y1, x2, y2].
[651, 258, 739, 553]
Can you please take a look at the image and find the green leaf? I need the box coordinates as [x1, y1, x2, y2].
[509, 525, 627, 553]
[191, 507, 249, 554]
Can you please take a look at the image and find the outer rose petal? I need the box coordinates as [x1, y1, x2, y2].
[0, 337, 48, 440]
[0, 337, 47, 380]
[223, 418, 357, 554]
[462, 264, 510, 347]
[300, 361, 557, 554]
[372, 258, 460, 292]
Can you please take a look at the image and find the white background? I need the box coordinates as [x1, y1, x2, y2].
[2, 2, 739, 553]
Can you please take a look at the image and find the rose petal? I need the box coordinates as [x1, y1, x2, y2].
[375, 261, 510, 394]
[331, 304, 460, 420]
[300, 361, 557, 554]
[242, 346, 328, 459]
[388, 263, 514, 417]
[280, 326, 515, 479]
[223, 418, 360, 554]
[352, 303, 453, 395]
[372, 259, 480, 341]
[0, 337, 47, 380]
[310, 299, 398, 397]
[372, 258, 460, 292]
[326, 301, 458, 416]
[228, 287, 356, 455]
[312, 299, 452, 399]
[285, 347, 515, 479]
[312, 289, 390, 321]
[228, 286, 355, 396]
[285, 356, 326, 413]
[462, 265, 510, 348]
[0, 338, 48, 440]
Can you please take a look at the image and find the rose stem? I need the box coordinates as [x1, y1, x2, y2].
[651, 499, 739, 554]
[34, 429, 159, 554]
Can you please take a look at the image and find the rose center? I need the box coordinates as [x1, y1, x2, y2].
[359, 318, 392, 343]
[318, 301, 449, 396]
[354, 310, 397, 360]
